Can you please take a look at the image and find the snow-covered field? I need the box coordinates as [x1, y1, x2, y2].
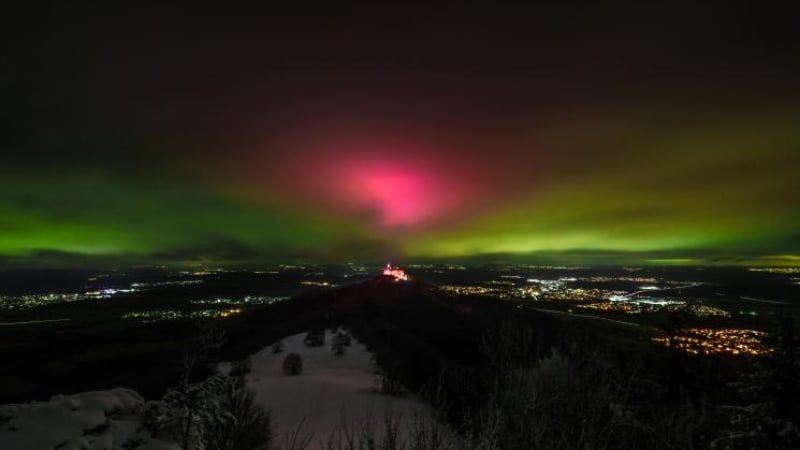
[0, 388, 177, 450]
[235, 329, 429, 446]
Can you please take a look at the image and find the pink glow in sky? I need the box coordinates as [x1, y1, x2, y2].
[230, 113, 540, 233]
[247, 134, 497, 230]
[335, 159, 452, 227]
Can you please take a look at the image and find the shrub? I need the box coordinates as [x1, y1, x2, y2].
[230, 357, 252, 379]
[378, 367, 404, 397]
[283, 353, 303, 376]
[304, 330, 325, 347]
[204, 387, 272, 450]
[144, 374, 237, 450]
[331, 333, 349, 356]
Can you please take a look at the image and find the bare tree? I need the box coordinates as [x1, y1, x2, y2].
[283, 353, 303, 376]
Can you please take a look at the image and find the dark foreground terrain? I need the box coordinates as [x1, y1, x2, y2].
[1, 269, 799, 448]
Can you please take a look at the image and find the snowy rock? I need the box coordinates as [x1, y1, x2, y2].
[0, 388, 179, 450]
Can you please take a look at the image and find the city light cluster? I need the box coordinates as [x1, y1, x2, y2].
[747, 267, 800, 274]
[85, 288, 138, 299]
[575, 302, 641, 313]
[0, 293, 85, 311]
[683, 304, 731, 318]
[539, 287, 613, 301]
[121, 308, 242, 323]
[300, 280, 336, 288]
[575, 300, 730, 317]
[440, 280, 668, 304]
[486, 280, 516, 286]
[190, 296, 291, 306]
[583, 276, 662, 283]
[438, 285, 510, 298]
[652, 328, 770, 355]
[129, 279, 203, 288]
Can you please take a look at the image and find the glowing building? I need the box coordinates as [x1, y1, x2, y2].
[382, 263, 409, 281]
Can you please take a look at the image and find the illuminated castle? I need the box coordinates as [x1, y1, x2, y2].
[382, 263, 409, 281]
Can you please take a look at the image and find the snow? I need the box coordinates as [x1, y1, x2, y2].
[0, 388, 178, 450]
[237, 329, 429, 445]
[0, 329, 433, 450]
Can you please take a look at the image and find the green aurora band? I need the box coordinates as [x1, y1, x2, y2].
[1, 110, 798, 268]
[3, 3, 800, 268]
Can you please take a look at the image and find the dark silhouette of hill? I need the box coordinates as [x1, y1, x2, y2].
[221, 276, 562, 413]
[0, 276, 585, 408]
[3, 275, 555, 404]
[224, 275, 533, 360]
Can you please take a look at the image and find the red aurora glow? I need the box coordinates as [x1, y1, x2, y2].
[247, 135, 499, 230]
[334, 158, 458, 227]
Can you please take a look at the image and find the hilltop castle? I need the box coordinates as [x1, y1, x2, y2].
[382, 263, 409, 281]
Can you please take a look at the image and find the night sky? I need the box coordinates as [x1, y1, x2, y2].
[2, 2, 799, 267]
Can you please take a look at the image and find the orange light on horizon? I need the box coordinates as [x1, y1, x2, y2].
[383, 262, 409, 281]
